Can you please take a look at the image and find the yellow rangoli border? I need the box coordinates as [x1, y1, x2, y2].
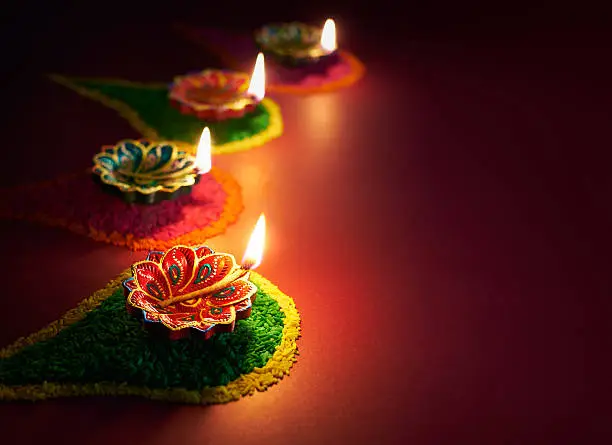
[48, 74, 284, 155]
[0, 166, 244, 251]
[0, 270, 301, 404]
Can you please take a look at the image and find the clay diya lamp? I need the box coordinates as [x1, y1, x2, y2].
[254, 19, 338, 70]
[123, 214, 266, 340]
[92, 128, 212, 205]
[169, 53, 266, 121]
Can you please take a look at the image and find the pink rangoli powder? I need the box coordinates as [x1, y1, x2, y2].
[7, 172, 227, 241]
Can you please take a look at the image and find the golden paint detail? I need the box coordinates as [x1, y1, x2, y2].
[48, 74, 283, 155]
[0, 271, 301, 404]
[93, 140, 200, 194]
[157, 266, 249, 308]
[255, 22, 330, 59]
[0, 167, 244, 251]
[127, 247, 256, 331]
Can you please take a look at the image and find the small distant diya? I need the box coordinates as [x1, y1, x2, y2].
[169, 53, 266, 121]
[92, 128, 213, 204]
[123, 214, 266, 340]
[255, 19, 337, 67]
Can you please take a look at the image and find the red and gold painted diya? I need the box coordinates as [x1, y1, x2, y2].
[169, 54, 266, 121]
[123, 215, 266, 340]
[123, 246, 256, 340]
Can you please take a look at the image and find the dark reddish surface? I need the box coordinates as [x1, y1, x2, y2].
[1, 3, 611, 445]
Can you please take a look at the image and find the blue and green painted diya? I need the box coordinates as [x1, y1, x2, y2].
[254, 22, 337, 66]
[92, 139, 202, 204]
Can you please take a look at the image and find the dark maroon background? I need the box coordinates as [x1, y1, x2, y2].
[1, 1, 611, 444]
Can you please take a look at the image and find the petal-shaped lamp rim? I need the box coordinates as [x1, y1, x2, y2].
[169, 69, 259, 114]
[92, 139, 201, 199]
[123, 245, 257, 339]
[254, 22, 333, 61]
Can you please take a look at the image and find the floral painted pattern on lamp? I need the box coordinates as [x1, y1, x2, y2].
[169, 53, 266, 121]
[92, 128, 213, 204]
[123, 214, 266, 340]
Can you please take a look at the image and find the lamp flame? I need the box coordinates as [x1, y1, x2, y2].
[195, 127, 212, 174]
[321, 19, 337, 52]
[242, 213, 266, 270]
[247, 53, 266, 101]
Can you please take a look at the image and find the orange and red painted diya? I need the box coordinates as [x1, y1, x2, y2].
[123, 245, 257, 340]
[169, 70, 260, 121]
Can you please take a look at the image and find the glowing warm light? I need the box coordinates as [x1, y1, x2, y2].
[195, 127, 212, 174]
[321, 19, 337, 52]
[247, 53, 266, 101]
[242, 213, 266, 270]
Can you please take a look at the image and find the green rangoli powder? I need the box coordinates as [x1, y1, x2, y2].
[0, 287, 284, 390]
[75, 79, 271, 145]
